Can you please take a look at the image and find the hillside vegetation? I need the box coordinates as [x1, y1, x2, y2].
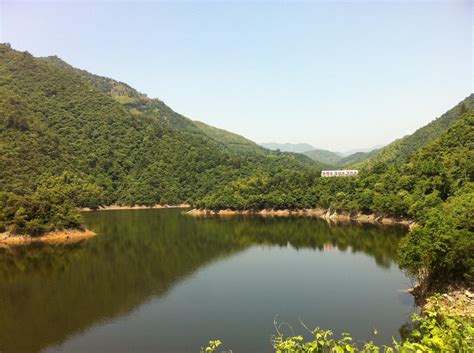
[303, 149, 342, 166]
[41, 55, 304, 157]
[198, 112, 472, 216]
[203, 294, 473, 352]
[337, 148, 380, 166]
[303, 148, 380, 167]
[193, 120, 264, 154]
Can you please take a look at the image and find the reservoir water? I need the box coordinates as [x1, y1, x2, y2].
[0, 209, 414, 353]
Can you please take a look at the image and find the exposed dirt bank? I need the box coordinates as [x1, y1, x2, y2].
[186, 208, 415, 228]
[79, 204, 190, 212]
[409, 286, 474, 317]
[427, 288, 473, 317]
[0, 229, 96, 247]
[408, 283, 474, 313]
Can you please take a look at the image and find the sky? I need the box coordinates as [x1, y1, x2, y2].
[1, 0, 472, 151]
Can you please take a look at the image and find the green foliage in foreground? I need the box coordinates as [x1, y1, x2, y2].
[398, 186, 474, 288]
[201, 296, 473, 353]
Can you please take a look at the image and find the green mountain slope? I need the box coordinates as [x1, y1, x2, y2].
[41, 55, 322, 165]
[303, 148, 379, 167]
[41, 55, 204, 134]
[193, 120, 263, 154]
[0, 44, 320, 234]
[337, 149, 380, 167]
[198, 106, 473, 218]
[358, 94, 474, 169]
[303, 149, 342, 166]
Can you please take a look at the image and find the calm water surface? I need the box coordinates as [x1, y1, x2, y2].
[0, 209, 414, 353]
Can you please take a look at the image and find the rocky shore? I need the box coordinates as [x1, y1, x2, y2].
[79, 203, 190, 211]
[0, 229, 96, 247]
[427, 288, 474, 317]
[186, 208, 415, 228]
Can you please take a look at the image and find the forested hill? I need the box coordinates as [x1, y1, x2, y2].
[357, 94, 474, 169]
[40, 55, 201, 134]
[0, 44, 322, 234]
[192, 120, 264, 154]
[303, 149, 342, 166]
[336, 148, 380, 167]
[198, 110, 473, 218]
[40, 55, 277, 156]
[303, 148, 380, 167]
[42, 54, 328, 165]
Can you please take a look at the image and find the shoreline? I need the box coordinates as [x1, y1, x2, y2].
[408, 285, 473, 317]
[79, 203, 190, 212]
[0, 229, 96, 247]
[186, 208, 416, 228]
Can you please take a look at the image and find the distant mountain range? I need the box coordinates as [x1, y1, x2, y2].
[259, 143, 316, 153]
[339, 145, 384, 157]
[259, 143, 383, 167]
[259, 97, 474, 171]
[303, 148, 382, 168]
[297, 92, 474, 170]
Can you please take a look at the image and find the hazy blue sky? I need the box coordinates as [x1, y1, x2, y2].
[1, 0, 472, 151]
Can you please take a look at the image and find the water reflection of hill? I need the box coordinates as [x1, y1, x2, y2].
[195, 216, 406, 268]
[0, 209, 406, 353]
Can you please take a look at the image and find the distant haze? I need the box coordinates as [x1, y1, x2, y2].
[260, 143, 383, 156]
[2, 0, 471, 150]
[339, 145, 385, 157]
[259, 143, 315, 153]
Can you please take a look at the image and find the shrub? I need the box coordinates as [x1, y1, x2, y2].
[200, 295, 473, 352]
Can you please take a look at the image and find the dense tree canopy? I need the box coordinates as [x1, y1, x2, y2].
[198, 115, 473, 215]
